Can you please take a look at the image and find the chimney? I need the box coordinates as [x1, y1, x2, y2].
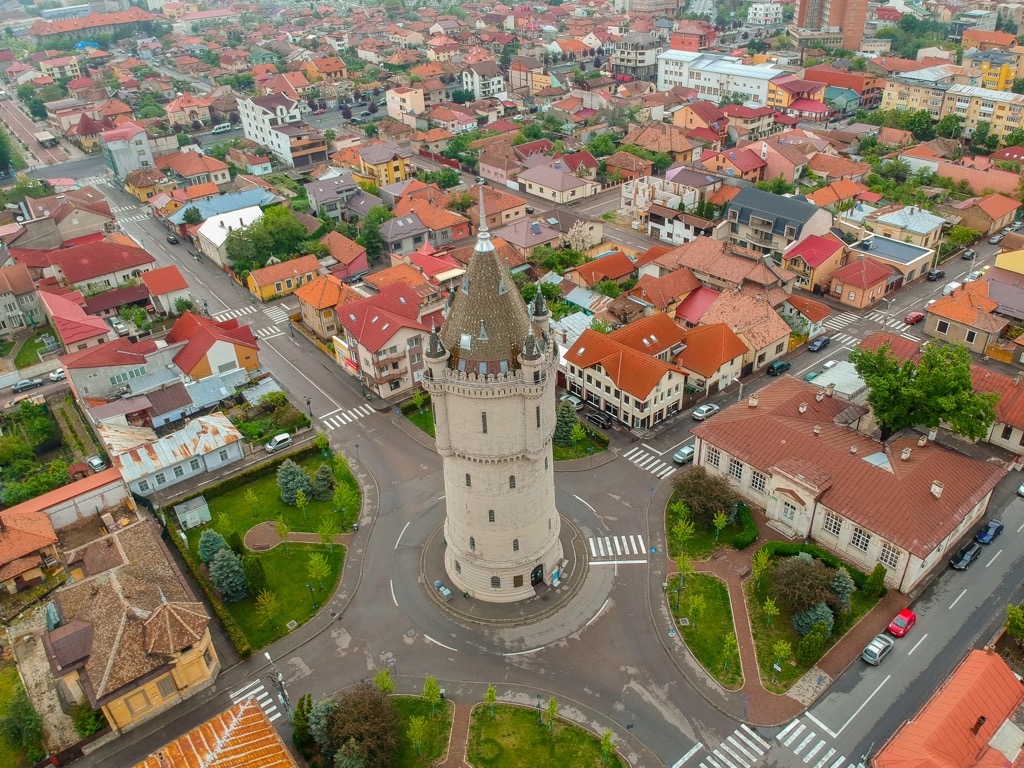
[918, 435, 927, 447]
[813, 425, 821, 436]
[220, 220, 226, 227]
[799, 402, 808, 413]
[850, 445, 857, 454]
[928, 428, 938, 441]
[901, 447, 912, 461]
[931, 480, 944, 499]
[971, 716, 987, 736]
[1014, 374, 1022, 387]
[748, 393, 759, 408]
[826, 383, 835, 398]
[815, 390, 825, 402]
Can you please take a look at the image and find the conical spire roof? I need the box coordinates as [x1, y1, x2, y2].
[439, 184, 532, 373]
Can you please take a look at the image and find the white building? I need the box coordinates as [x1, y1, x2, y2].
[656, 50, 785, 104]
[238, 93, 302, 166]
[422, 190, 563, 603]
[195, 206, 263, 268]
[100, 122, 155, 180]
[462, 62, 507, 101]
[747, 1, 784, 25]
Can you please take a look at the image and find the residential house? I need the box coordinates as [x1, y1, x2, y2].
[246, 254, 320, 302]
[805, 154, 872, 183]
[43, 522, 220, 732]
[337, 282, 429, 398]
[646, 207, 716, 246]
[124, 168, 177, 203]
[385, 86, 425, 126]
[392, 197, 471, 247]
[165, 92, 214, 127]
[140, 265, 189, 316]
[923, 279, 1007, 354]
[410, 127, 454, 156]
[360, 263, 445, 328]
[509, 56, 544, 95]
[767, 76, 829, 122]
[467, 187, 527, 230]
[462, 61, 506, 100]
[381, 214, 430, 256]
[155, 151, 230, 189]
[723, 188, 834, 260]
[937, 194, 1021, 236]
[8, 186, 116, 251]
[358, 142, 413, 186]
[623, 172, 721, 222]
[225, 148, 272, 177]
[627, 266, 701, 316]
[49, 240, 155, 293]
[566, 251, 636, 289]
[673, 322, 748, 396]
[804, 64, 884, 108]
[0, 264, 42, 336]
[564, 328, 687, 430]
[305, 174, 361, 223]
[829, 257, 893, 309]
[700, 285, 793, 373]
[607, 314, 688, 363]
[604, 151, 653, 181]
[238, 93, 326, 168]
[195, 207, 263, 268]
[60, 336, 181, 401]
[847, 235, 933, 286]
[673, 101, 729, 140]
[621, 122, 697, 163]
[864, 205, 945, 250]
[516, 162, 600, 204]
[971, 365, 1024, 455]
[295, 273, 362, 341]
[699, 148, 766, 182]
[164, 312, 260, 380]
[782, 293, 832, 340]
[321, 231, 368, 281]
[492, 219, 561, 260]
[721, 104, 779, 142]
[690, 376, 1005, 593]
[781, 233, 848, 292]
[0, 507, 58, 594]
[806, 179, 870, 210]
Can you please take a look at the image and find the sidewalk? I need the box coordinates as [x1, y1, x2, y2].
[438, 703, 473, 768]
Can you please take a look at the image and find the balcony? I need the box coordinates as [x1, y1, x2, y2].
[373, 367, 405, 385]
[375, 350, 405, 365]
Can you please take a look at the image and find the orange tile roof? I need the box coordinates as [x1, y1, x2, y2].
[706, 185, 741, 207]
[629, 268, 701, 311]
[831, 258, 891, 288]
[857, 330, 922, 362]
[926, 279, 1006, 334]
[569, 251, 636, 287]
[320, 231, 366, 267]
[0, 508, 57, 568]
[700, 285, 791, 349]
[977, 194, 1021, 221]
[363, 263, 427, 291]
[673, 322, 748, 377]
[566, 328, 685, 400]
[392, 197, 467, 232]
[807, 179, 868, 207]
[785, 293, 831, 324]
[609, 313, 687, 354]
[294, 273, 361, 310]
[141, 265, 188, 296]
[247, 255, 320, 288]
[132, 698, 297, 768]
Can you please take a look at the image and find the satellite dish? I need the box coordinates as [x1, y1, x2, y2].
[15, 216, 23, 222]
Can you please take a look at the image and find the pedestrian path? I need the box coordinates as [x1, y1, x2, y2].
[776, 718, 857, 768]
[117, 212, 150, 224]
[865, 311, 921, 341]
[229, 679, 281, 723]
[213, 306, 258, 321]
[829, 332, 859, 347]
[321, 404, 375, 430]
[622, 445, 677, 479]
[264, 305, 291, 324]
[821, 312, 858, 332]
[673, 725, 771, 768]
[255, 326, 285, 340]
[587, 533, 646, 563]
[79, 175, 111, 188]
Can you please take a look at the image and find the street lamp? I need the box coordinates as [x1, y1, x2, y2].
[354, 442, 360, 462]
[536, 694, 542, 725]
[264, 651, 294, 721]
[389, 657, 396, 675]
[306, 581, 317, 609]
[304, 396, 312, 417]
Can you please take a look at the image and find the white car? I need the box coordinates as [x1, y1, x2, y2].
[49, 368, 66, 381]
[692, 403, 720, 421]
[820, 360, 838, 372]
[559, 394, 584, 411]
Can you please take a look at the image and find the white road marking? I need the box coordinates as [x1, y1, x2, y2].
[777, 719, 801, 742]
[395, 521, 410, 549]
[949, 588, 967, 609]
[908, 632, 928, 656]
[783, 723, 806, 747]
[613, 537, 622, 556]
[803, 740, 825, 762]
[805, 714, 837, 739]
[589, 539, 597, 557]
[424, 635, 458, 652]
[390, 580, 397, 607]
[590, 559, 647, 565]
[793, 733, 816, 755]
[986, 549, 1003, 567]
[812, 748, 836, 768]
[673, 742, 704, 767]
[726, 736, 756, 762]
[574, 494, 596, 513]
[834, 675, 890, 737]
[503, 646, 544, 656]
[230, 680, 262, 698]
[585, 598, 609, 627]
[740, 725, 770, 751]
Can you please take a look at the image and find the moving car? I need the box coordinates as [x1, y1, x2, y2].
[11, 378, 43, 393]
[586, 410, 613, 429]
[433, 579, 453, 601]
[359, 110, 371, 116]
[862, 634, 895, 665]
[265, 433, 293, 453]
[975, 519, 1004, 544]
[166, 234, 179, 244]
[673, 445, 695, 464]
[86, 456, 107, 472]
[559, 394, 584, 411]
[990, 234, 1005, 244]
[904, 311, 925, 325]
[692, 403, 720, 421]
[49, 368, 66, 381]
[766, 359, 791, 376]
[312, 108, 326, 115]
[887, 608, 917, 638]
[962, 249, 977, 260]
[808, 337, 831, 352]
[950, 542, 982, 570]
[926, 269, 945, 281]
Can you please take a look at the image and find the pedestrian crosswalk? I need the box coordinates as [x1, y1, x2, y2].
[229, 679, 281, 723]
[622, 445, 677, 479]
[866, 310, 922, 341]
[588, 533, 646, 561]
[675, 725, 771, 768]
[213, 306, 258, 321]
[255, 326, 284, 339]
[776, 718, 856, 768]
[822, 312, 858, 332]
[79, 175, 111, 188]
[264, 305, 291, 324]
[110, 204, 140, 214]
[321, 404, 375, 430]
[828, 332, 859, 347]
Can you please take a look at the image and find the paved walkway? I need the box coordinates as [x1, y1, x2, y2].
[438, 703, 473, 768]
[242, 519, 352, 552]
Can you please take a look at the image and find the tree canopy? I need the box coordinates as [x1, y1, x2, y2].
[224, 206, 310, 275]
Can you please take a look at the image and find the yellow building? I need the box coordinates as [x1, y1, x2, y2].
[47, 523, 220, 733]
[246, 254, 321, 302]
[40, 56, 81, 80]
[879, 65, 983, 117]
[124, 168, 177, 202]
[963, 48, 1017, 91]
[941, 84, 1024, 145]
[357, 142, 413, 185]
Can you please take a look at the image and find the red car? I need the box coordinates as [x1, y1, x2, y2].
[312, 108, 326, 115]
[904, 311, 925, 325]
[887, 608, 917, 637]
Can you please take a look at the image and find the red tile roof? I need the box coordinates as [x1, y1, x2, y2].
[673, 322, 748, 378]
[784, 234, 845, 269]
[831, 258, 891, 288]
[785, 293, 831, 324]
[247, 255, 320, 288]
[320, 231, 366, 267]
[50, 241, 154, 284]
[566, 328, 685, 400]
[295, 274, 362, 311]
[60, 336, 159, 369]
[857, 330, 922, 363]
[0, 508, 57, 569]
[629, 268, 701, 311]
[569, 251, 636, 287]
[338, 282, 427, 352]
[141, 265, 188, 296]
[165, 312, 258, 374]
[39, 291, 109, 345]
[976, 194, 1021, 221]
[609, 313, 687, 355]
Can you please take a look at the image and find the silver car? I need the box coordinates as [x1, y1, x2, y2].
[692, 403, 720, 421]
[862, 634, 894, 665]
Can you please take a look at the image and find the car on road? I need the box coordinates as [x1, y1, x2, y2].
[359, 110, 371, 116]
[560, 394, 584, 411]
[166, 234, 179, 244]
[887, 609, 917, 638]
[904, 311, 925, 325]
[49, 368, 66, 381]
[692, 403, 720, 421]
[312, 108, 326, 115]
[862, 634, 895, 665]
[804, 371, 819, 382]
[975, 519, 1004, 544]
[1011, 221, 1022, 231]
[950, 541, 982, 570]
[11, 378, 43, 393]
[965, 270, 985, 283]
[433, 579, 453, 601]
[962, 249, 977, 260]
[990, 234, 1005, 245]
[586, 410, 613, 429]
[926, 268, 945, 281]
[86, 455, 107, 472]
[808, 337, 831, 352]
[1018, 481, 1024, 498]
[925, 299, 937, 308]
[820, 360, 838, 372]
[673, 445, 695, 464]
[766, 359, 791, 375]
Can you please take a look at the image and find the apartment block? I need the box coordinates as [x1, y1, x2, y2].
[963, 48, 1017, 91]
[657, 50, 785, 104]
[941, 84, 1024, 143]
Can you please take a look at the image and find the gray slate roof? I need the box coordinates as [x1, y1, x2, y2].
[728, 187, 820, 236]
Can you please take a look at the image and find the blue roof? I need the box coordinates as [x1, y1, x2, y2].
[167, 189, 280, 225]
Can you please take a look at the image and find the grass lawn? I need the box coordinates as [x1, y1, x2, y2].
[13, 326, 53, 370]
[666, 492, 755, 560]
[551, 432, 607, 462]
[394, 697, 453, 767]
[467, 704, 624, 768]
[405, 405, 435, 438]
[0, 338, 13, 358]
[669, 573, 743, 690]
[0, 660, 40, 767]
[746, 568, 878, 693]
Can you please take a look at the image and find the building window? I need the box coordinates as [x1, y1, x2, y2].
[750, 471, 766, 493]
[706, 446, 720, 467]
[936, 320, 949, 334]
[138, 479, 149, 491]
[513, 538, 519, 552]
[488, 510, 495, 523]
[465, 473, 471, 487]
[491, 576, 500, 588]
[155, 472, 166, 485]
[775, 342, 784, 354]
[1002, 424, 1013, 440]
[879, 542, 900, 569]
[190, 458, 201, 471]
[173, 465, 184, 478]
[156, 675, 178, 700]
[509, 475, 516, 489]
[536, 406, 541, 428]
[728, 458, 743, 480]
[455, 560, 461, 574]
[965, 330, 977, 344]
[469, 536, 476, 550]
[481, 412, 487, 434]
[852, 527, 871, 551]
[203, 648, 213, 668]
[545, 457, 548, 470]
[823, 511, 842, 536]
[125, 690, 151, 716]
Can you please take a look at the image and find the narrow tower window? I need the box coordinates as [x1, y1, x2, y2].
[512, 539, 519, 552]
[465, 473, 471, 487]
[481, 411, 487, 434]
[536, 405, 541, 428]
[488, 510, 495, 523]
[509, 475, 516, 489]
[491, 576, 501, 588]
[470, 536, 476, 550]
[455, 561, 461, 574]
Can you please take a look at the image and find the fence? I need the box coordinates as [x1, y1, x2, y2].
[419, 150, 460, 170]
[290, 315, 337, 359]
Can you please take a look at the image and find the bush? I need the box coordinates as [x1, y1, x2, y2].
[277, 458, 312, 505]
[732, 503, 758, 550]
[829, 567, 856, 613]
[796, 621, 830, 665]
[863, 563, 887, 599]
[243, 554, 268, 595]
[228, 530, 245, 556]
[70, 700, 107, 737]
[0, 688, 45, 763]
[671, 466, 741, 527]
[758, 541, 883, 595]
[210, 548, 249, 602]
[169, 446, 321, 503]
[792, 601, 834, 637]
[311, 463, 334, 501]
[198, 529, 227, 564]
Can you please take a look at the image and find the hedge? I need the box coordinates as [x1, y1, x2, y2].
[400, 393, 432, 414]
[586, 426, 610, 448]
[168, 444, 322, 505]
[732, 504, 759, 550]
[166, 521, 253, 659]
[758, 541, 886, 597]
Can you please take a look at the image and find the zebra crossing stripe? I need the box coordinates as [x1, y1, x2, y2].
[703, 756, 722, 768]
[777, 720, 801, 742]
[603, 537, 612, 555]
[713, 749, 738, 768]
[623, 446, 641, 459]
[803, 740, 826, 762]
[826, 755, 846, 768]
[597, 538, 605, 556]
[589, 539, 597, 557]
[230, 680, 262, 699]
[783, 724, 806, 747]
[793, 732, 816, 755]
[726, 735, 757, 762]
[812, 748, 837, 768]
[613, 537, 621, 556]
[637, 534, 645, 551]
[719, 742, 750, 767]
[628, 535, 637, 554]
[738, 725, 769, 752]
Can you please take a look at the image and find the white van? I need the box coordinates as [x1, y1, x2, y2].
[265, 433, 293, 453]
[211, 123, 232, 134]
[942, 281, 962, 296]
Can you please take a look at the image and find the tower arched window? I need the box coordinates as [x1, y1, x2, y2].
[469, 536, 476, 550]
[491, 576, 501, 588]
[481, 411, 487, 434]
[455, 560, 461, 574]
[512, 538, 519, 552]
[488, 510, 495, 523]
[509, 475, 516, 489]
[465, 473, 471, 487]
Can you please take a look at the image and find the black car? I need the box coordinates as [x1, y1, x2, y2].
[950, 542, 982, 570]
[808, 337, 831, 352]
[166, 234, 179, 244]
[926, 269, 945, 281]
[962, 249, 977, 260]
[586, 410, 613, 429]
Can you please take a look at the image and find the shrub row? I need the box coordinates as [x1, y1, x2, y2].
[166, 523, 253, 659]
[758, 541, 886, 596]
[400, 393, 432, 414]
[169, 444, 321, 505]
[731, 504, 759, 550]
[586, 426, 610, 448]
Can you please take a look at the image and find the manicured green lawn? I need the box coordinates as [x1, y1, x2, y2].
[394, 697, 453, 767]
[467, 704, 624, 768]
[0, 660, 40, 767]
[551, 432, 607, 461]
[746, 566, 878, 693]
[405, 405, 435, 437]
[13, 326, 53, 369]
[669, 573, 743, 690]
[0, 338, 13, 358]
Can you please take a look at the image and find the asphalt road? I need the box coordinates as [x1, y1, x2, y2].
[0, 96, 68, 166]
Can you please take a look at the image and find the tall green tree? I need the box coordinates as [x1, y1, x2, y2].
[308, 552, 331, 590]
[318, 514, 343, 555]
[210, 548, 249, 602]
[421, 674, 441, 715]
[360, 205, 393, 265]
[485, 684, 497, 718]
[407, 716, 428, 757]
[546, 696, 559, 734]
[935, 113, 962, 139]
[255, 589, 282, 627]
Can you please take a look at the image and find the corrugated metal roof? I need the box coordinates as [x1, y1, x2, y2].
[107, 414, 241, 481]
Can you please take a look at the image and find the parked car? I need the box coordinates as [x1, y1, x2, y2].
[926, 269, 945, 281]
[904, 311, 925, 325]
[766, 359, 791, 376]
[559, 394, 584, 411]
[1018, 481, 1024, 498]
[887, 608, 917, 638]
[861, 634, 895, 665]
[962, 249, 977, 260]
[312, 108, 326, 115]
[821, 360, 838, 372]
[11, 378, 43, 393]
[49, 368, 66, 381]
[433, 579, 453, 601]
[950, 542, 982, 570]
[586, 410, 613, 429]
[1011, 222, 1022, 231]
[86, 455, 107, 472]
[804, 371, 819, 382]
[990, 234, 1005, 245]
[808, 337, 831, 352]
[965, 270, 985, 283]
[265, 433, 293, 453]
[109, 317, 129, 337]
[673, 445, 695, 464]
[692, 403, 720, 421]
[975, 519, 1004, 544]
[359, 110, 371, 116]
